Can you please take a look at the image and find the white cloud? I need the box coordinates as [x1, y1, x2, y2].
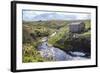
[23, 10, 91, 21]
[59, 12, 91, 20]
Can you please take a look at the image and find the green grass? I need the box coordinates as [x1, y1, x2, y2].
[23, 20, 69, 62]
[22, 20, 91, 62]
[48, 26, 69, 45]
[22, 43, 47, 63]
[48, 20, 91, 51]
[80, 30, 91, 38]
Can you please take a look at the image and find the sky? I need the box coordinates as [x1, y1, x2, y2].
[22, 10, 91, 21]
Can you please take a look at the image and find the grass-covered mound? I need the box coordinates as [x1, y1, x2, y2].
[48, 20, 91, 53]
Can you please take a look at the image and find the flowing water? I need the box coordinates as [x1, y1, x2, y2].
[37, 39, 89, 61]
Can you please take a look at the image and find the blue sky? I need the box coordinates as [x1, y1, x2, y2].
[22, 10, 91, 21]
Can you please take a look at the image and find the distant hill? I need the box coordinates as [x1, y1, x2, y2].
[33, 13, 77, 21]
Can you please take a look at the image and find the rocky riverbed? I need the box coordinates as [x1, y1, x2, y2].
[37, 41, 89, 61]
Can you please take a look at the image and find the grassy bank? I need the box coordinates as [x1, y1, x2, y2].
[22, 20, 91, 62]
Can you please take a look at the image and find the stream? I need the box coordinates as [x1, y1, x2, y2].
[37, 37, 89, 61]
